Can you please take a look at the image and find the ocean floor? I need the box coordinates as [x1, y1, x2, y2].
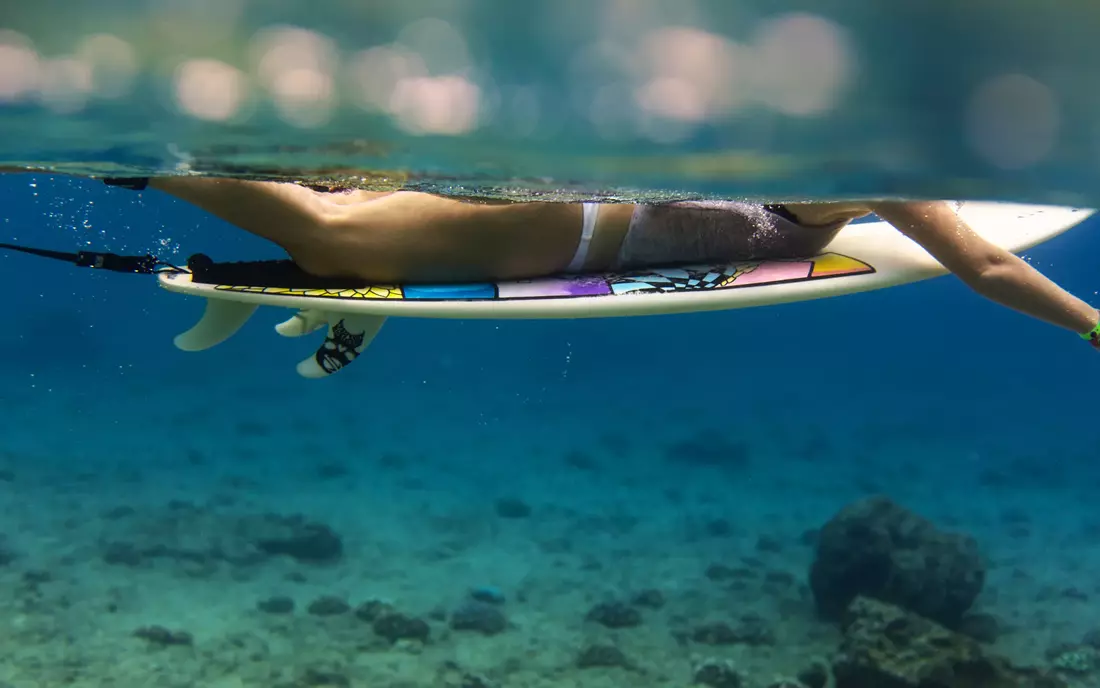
[1, 357, 1099, 688]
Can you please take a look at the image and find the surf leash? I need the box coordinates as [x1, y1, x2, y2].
[0, 240, 363, 289]
[0, 239, 381, 379]
[0, 241, 186, 275]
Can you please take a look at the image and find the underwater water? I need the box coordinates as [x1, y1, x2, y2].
[2, 174, 1100, 688]
[3, 3, 1100, 687]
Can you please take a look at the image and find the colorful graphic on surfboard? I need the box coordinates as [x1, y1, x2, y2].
[156, 201, 1095, 379]
[210, 252, 873, 302]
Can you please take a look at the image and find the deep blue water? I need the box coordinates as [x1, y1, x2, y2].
[1, 174, 1099, 686]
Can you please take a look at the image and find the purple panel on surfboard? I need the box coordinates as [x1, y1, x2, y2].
[497, 276, 612, 299]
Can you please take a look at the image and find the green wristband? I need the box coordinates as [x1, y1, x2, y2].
[1081, 313, 1100, 348]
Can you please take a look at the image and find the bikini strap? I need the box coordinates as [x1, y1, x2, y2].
[566, 203, 598, 272]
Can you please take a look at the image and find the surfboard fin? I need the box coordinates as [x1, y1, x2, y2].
[173, 298, 258, 351]
[275, 310, 386, 379]
[274, 309, 329, 337]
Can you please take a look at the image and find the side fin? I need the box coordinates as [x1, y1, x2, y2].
[173, 298, 258, 351]
[280, 313, 387, 379]
[274, 309, 329, 338]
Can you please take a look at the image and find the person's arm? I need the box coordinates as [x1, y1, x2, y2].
[871, 201, 1099, 338]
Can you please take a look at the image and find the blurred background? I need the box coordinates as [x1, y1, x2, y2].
[3, 0, 1099, 201]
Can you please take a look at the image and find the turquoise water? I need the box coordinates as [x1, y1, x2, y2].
[2, 177, 1099, 686]
[3, 4, 1100, 687]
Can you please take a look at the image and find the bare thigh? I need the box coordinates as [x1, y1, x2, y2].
[150, 177, 586, 282]
[318, 192, 585, 282]
[318, 189, 397, 205]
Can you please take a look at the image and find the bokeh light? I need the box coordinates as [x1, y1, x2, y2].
[37, 57, 93, 115]
[394, 17, 472, 77]
[346, 45, 429, 114]
[0, 8, 869, 140]
[343, 18, 482, 136]
[0, 31, 41, 103]
[389, 75, 480, 136]
[249, 26, 339, 128]
[634, 27, 744, 123]
[967, 73, 1060, 170]
[749, 13, 853, 117]
[174, 59, 247, 122]
[76, 34, 138, 100]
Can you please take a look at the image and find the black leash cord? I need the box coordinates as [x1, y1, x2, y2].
[0, 241, 187, 275]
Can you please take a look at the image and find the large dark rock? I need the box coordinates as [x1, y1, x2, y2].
[250, 517, 343, 563]
[809, 496, 985, 627]
[834, 596, 1065, 688]
[98, 510, 344, 569]
[373, 613, 430, 644]
[692, 658, 743, 688]
[450, 600, 508, 635]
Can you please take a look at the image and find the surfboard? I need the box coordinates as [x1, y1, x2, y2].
[156, 201, 1094, 378]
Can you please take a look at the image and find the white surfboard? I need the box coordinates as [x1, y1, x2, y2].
[156, 201, 1094, 378]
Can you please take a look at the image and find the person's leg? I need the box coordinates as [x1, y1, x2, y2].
[315, 190, 585, 282]
[312, 188, 399, 205]
[149, 177, 371, 259]
[149, 177, 587, 283]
